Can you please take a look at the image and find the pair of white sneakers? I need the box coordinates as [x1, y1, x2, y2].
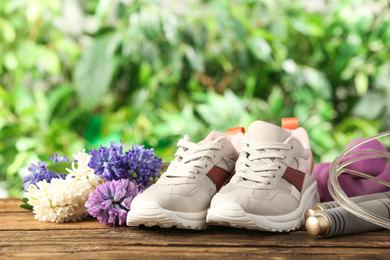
[126, 119, 319, 232]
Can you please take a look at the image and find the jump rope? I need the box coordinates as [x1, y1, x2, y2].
[305, 131, 390, 237]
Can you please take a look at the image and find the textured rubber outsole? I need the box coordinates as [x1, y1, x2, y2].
[127, 201, 208, 230]
[206, 182, 319, 232]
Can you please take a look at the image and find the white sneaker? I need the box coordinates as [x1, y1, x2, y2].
[206, 119, 319, 232]
[127, 130, 243, 230]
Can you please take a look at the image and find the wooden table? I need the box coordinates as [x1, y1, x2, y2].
[1, 198, 389, 259]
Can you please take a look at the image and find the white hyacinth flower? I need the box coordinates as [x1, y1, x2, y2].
[26, 150, 104, 223]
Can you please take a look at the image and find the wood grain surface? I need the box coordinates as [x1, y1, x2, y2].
[1, 198, 389, 259]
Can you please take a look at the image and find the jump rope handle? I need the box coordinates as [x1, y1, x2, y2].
[305, 191, 390, 219]
[306, 198, 390, 238]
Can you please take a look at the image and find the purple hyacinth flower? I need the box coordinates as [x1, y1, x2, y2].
[89, 141, 163, 183]
[22, 174, 35, 191]
[85, 179, 150, 226]
[88, 141, 128, 181]
[22, 154, 69, 191]
[124, 144, 163, 184]
[48, 153, 69, 163]
[110, 140, 126, 156]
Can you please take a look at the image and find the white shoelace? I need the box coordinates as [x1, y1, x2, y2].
[164, 139, 223, 179]
[236, 139, 292, 184]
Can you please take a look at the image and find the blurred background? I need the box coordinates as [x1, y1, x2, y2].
[1, 0, 390, 198]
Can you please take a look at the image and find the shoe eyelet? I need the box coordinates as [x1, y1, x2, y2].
[290, 145, 293, 149]
[278, 166, 281, 169]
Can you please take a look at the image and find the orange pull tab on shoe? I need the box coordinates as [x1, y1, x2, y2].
[225, 127, 245, 135]
[282, 117, 299, 130]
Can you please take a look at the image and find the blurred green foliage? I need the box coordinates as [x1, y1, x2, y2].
[1, 0, 390, 197]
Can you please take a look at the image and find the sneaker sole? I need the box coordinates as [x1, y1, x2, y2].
[206, 182, 319, 232]
[127, 201, 208, 230]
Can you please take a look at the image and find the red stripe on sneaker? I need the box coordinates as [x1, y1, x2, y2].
[282, 167, 305, 192]
[207, 166, 231, 191]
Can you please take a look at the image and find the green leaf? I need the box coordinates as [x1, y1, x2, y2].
[355, 72, 368, 96]
[47, 86, 74, 120]
[85, 116, 103, 146]
[74, 36, 118, 110]
[19, 203, 33, 211]
[7, 152, 30, 177]
[0, 18, 16, 43]
[185, 46, 204, 73]
[19, 197, 33, 211]
[4, 52, 18, 70]
[46, 161, 75, 174]
[15, 137, 39, 152]
[248, 37, 271, 62]
[353, 92, 385, 120]
[267, 87, 284, 116]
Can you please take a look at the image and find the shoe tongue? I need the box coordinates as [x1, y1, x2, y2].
[197, 134, 236, 155]
[247, 121, 290, 142]
[236, 121, 290, 186]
